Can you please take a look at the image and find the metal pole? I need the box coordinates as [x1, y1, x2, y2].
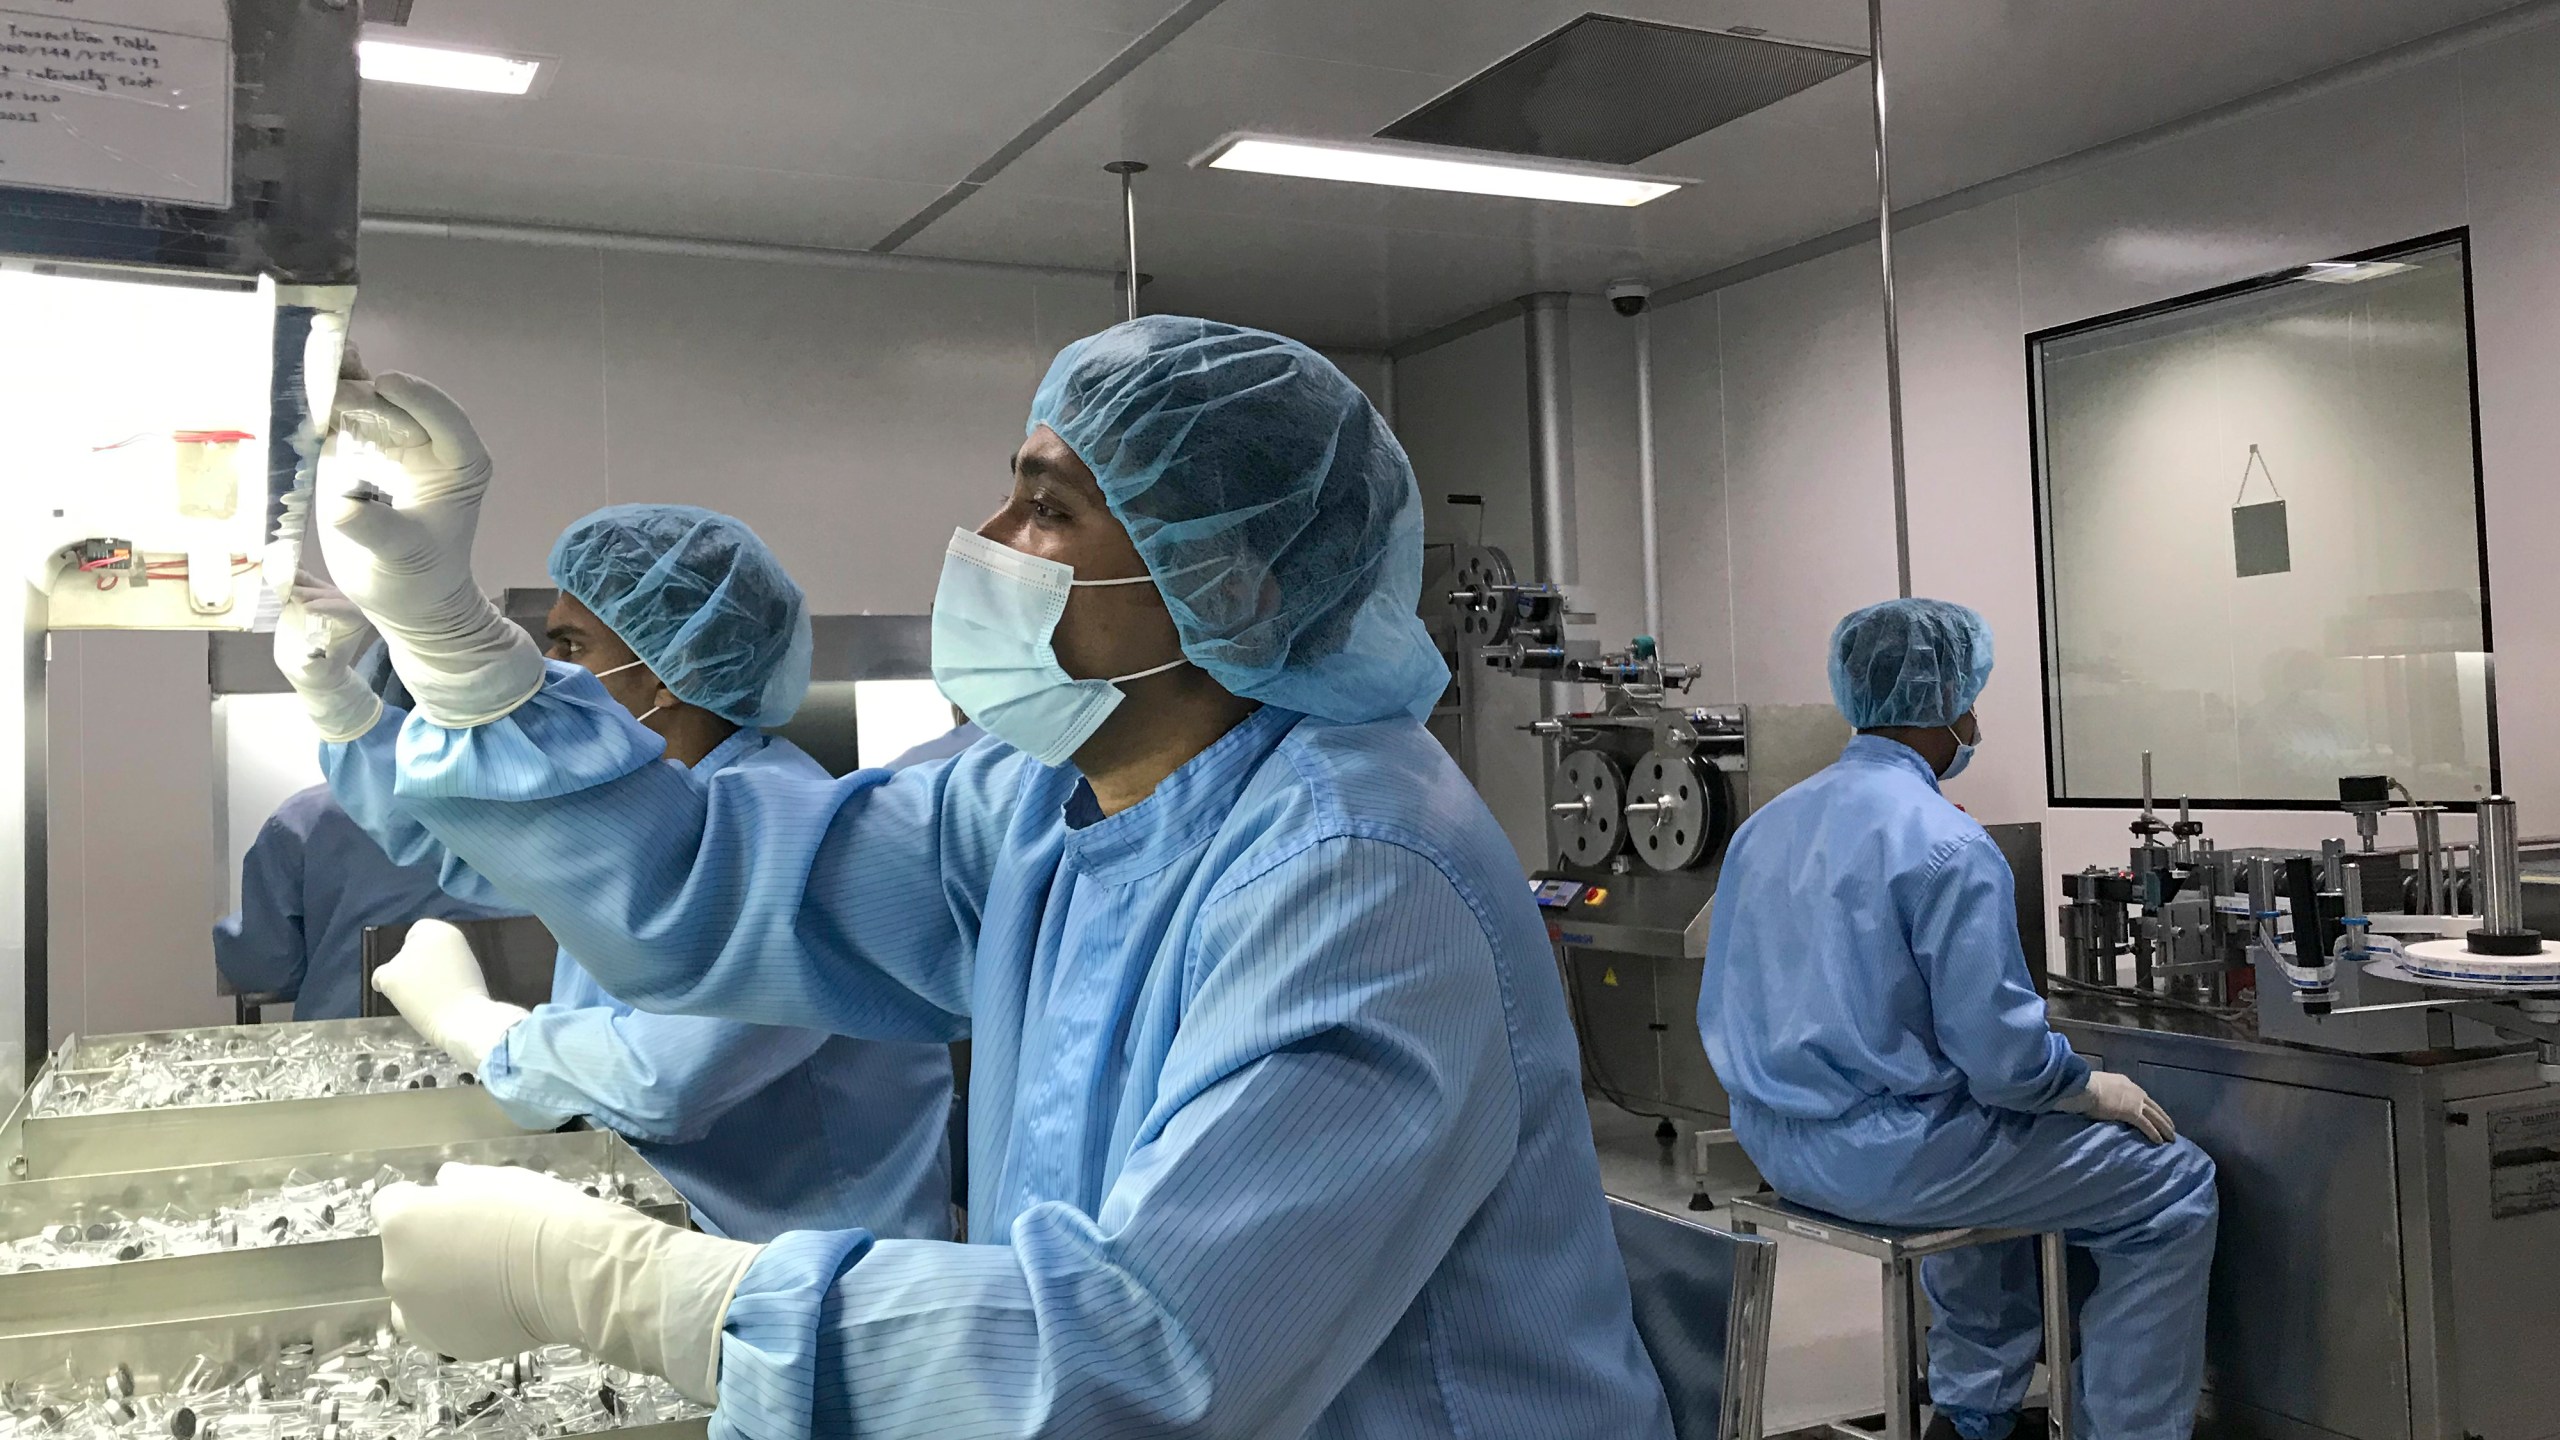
[2040, 1233, 2077, 1439]
[1522, 293, 1578, 719]
[1868, 0, 1912, 598]
[20, 585, 46, 1089]
[1882, 1258, 1921, 1440]
[1105, 160, 1146, 322]
[2413, 808, 2446, 915]
[1635, 305, 1663, 643]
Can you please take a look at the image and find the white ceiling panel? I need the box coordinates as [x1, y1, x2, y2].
[364, 139, 952, 252]
[359, 0, 2532, 348]
[365, 1, 1154, 197]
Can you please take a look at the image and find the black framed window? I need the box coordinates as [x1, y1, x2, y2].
[2028, 231, 2495, 809]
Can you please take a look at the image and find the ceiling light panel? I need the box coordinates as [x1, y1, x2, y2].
[359, 37, 545, 95]
[1195, 135, 1688, 207]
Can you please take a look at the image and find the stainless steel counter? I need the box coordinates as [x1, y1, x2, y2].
[2052, 996, 2560, 1440]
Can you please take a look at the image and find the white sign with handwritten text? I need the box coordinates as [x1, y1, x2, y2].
[0, 0, 230, 206]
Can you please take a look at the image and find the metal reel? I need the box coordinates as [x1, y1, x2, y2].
[1449, 544, 1518, 647]
[1625, 749, 1719, 872]
[1550, 748, 1627, 868]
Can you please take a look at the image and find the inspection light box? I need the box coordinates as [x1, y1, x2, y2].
[1193, 133, 1690, 207]
[358, 38, 545, 94]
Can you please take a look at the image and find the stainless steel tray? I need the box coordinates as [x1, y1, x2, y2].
[3, 1018, 534, 1180]
[0, 1130, 687, 1341]
[0, 1297, 709, 1440]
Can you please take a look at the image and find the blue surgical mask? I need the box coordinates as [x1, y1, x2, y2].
[1942, 719, 1981, 780]
[930, 527, 1185, 767]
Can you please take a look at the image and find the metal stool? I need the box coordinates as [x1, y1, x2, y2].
[1729, 1194, 2074, 1440]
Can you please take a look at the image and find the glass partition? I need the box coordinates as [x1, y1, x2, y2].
[2030, 234, 2493, 807]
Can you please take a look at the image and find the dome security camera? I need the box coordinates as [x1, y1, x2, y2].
[1606, 280, 1651, 318]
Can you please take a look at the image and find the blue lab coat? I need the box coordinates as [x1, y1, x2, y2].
[332, 662, 1672, 1440]
[1700, 735, 2218, 1440]
[332, 724, 953, 1244]
[212, 784, 515, 1021]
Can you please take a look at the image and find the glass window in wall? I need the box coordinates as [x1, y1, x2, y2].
[2031, 235, 2493, 807]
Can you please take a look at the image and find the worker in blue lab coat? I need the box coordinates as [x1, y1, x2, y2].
[276, 502, 951, 1244]
[212, 782, 516, 1021]
[1699, 597, 2219, 1440]
[306, 321, 1675, 1437]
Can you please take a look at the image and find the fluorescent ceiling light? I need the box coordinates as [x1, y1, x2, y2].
[1195, 134, 1688, 207]
[359, 38, 542, 94]
[2301, 260, 2416, 285]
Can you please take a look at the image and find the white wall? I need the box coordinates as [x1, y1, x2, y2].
[350, 234, 1121, 608]
[1396, 10, 2560, 909]
[44, 239, 1117, 1042]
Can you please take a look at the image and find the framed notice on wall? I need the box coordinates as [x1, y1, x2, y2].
[0, 0, 231, 206]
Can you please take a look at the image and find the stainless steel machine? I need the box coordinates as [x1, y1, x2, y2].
[2052, 767, 2560, 1440]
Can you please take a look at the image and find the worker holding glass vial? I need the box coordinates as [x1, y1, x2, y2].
[278, 481, 954, 1245]
[302, 319, 1674, 1438]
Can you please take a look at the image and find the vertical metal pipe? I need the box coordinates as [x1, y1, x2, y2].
[2248, 854, 2277, 924]
[20, 585, 47, 1088]
[2413, 808, 2445, 915]
[1105, 160, 1146, 322]
[1523, 293, 1579, 589]
[1634, 306, 1662, 644]
[1523, 293, 1578, 719]
[1868, 0, 1912, 598]
[2479, 797, 2523, 934]
[1882, 1258, 1920, 1440]
[2040, 1233, 2077, 1440]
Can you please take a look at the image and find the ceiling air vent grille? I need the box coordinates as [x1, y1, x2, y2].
[1378, 13, 1862, 165]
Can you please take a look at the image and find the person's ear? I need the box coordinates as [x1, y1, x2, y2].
[654, 682, 682, 714]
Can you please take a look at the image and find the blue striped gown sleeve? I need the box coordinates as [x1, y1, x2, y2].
[480, 1003, 831, 1141]
[338, 662, 1008, 1042]
[713, 836, 1520, 1440]
[323, 718, 517, 910]
[1909, 831, 2090, 1112]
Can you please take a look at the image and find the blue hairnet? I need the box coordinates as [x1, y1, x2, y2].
[1829, 598, 1995, 730]
[547, 504, 813, 728]
[1029, 316, 1445, 724]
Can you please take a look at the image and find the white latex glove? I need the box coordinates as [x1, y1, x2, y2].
[376, 1163, 760, 1405]
[317, 372, 543, 728]
[274, 575, 382, 743]
[2057, 1070, 2176, 1144]
[371, 918, 528, 1074]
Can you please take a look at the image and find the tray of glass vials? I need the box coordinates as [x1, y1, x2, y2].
[0, 1129, 686, 1342]
[2, 1018, 535, 1181]
[0, 1296, 709, 1440]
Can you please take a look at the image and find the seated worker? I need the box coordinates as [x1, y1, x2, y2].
[212, 782, 516, 1020]
[1699, 598, 2219, 1440]
[314, 324, 1674, 1437]
[277, 502, 953, 1243]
